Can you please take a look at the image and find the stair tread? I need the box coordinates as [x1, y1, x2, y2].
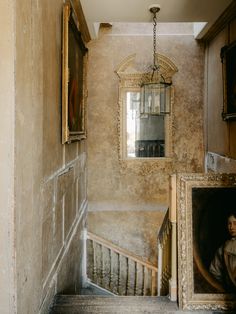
[50, 295, 232, 314]
[54, 295, 176, 305]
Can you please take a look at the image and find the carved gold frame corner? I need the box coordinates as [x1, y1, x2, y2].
[177, 173, 236, 310]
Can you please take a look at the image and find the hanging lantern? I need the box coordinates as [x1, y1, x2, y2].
[140, 5, 172, 116]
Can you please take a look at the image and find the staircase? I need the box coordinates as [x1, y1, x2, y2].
[86, 231, 158, 296]
[49, 206, 233, 314]
[50, 295, 232, 313]
[86, 205, 174, 298]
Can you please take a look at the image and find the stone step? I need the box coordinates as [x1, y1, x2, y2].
[50, 295, 232, 314]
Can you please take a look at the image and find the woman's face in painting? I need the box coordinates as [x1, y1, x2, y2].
[228, 215, 236, 237]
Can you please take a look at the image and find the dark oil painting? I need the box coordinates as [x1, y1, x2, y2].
[221, 41, 236, 119]
[192, 187, 236, 294]
[68, 13, 87, 133]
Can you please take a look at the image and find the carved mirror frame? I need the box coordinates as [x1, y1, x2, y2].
[115, 53, 178, 171]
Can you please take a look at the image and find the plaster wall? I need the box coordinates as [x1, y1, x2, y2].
[87, 23, 205, 210]
[206, 17, 236, 163]
[0, 1, 16, 313]
[13, 1, 87, 313]
[88, 210, 165, 264]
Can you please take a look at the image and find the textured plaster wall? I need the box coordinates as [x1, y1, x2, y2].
[14, 1, 87, 314]
[0, 1, 16, 313]
[88, 210, 165, 264]
[87, 23, 204, 210]
[206, 17, 236, 163]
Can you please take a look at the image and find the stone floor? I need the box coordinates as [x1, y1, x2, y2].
[50, 296, 235, 314]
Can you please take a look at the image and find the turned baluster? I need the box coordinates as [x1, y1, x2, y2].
[100, 244, 105, 287]
[151, 270, 157, 296]
[92, 240, 97, 283]
[134, 261, 137, 295]
[125, 257, 129, 295]
[109, 248, 112, 289]
[117, 253, 121, 294]
[141, 265, 145, 296]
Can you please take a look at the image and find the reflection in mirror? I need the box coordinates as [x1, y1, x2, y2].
[126, 91, 165, 158]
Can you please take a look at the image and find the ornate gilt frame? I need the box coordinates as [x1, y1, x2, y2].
[177, 173, 236, 310]
[115, 54, 177, 173]
[62, 1, 88, 144]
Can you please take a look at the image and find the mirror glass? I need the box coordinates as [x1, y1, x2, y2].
[126, 91, 165, 158]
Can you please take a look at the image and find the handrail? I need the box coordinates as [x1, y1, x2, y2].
[158, 208, 171, 243]
[157, 208, 171, 296]
[87, 231, 157, 272]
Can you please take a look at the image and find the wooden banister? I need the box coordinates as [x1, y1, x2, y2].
[157, 208, 171, 296]
[87, 231, 158, 296]
[87, 232, 158, 272]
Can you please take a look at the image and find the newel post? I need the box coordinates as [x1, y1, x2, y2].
[81, 228, 88, 287]
[169, 174, 177, 301]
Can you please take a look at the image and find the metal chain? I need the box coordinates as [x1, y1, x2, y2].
[153, 13, 158, 71]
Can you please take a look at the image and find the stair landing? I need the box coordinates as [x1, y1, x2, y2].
[50, 295, 232, 314]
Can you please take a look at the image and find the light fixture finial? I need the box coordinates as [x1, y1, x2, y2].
[149, 4, 160, 15]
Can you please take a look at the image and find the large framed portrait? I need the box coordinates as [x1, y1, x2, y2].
[177, 173, 236, 310]
[62, 1, 88, 144]
[221, 41, 236, 120]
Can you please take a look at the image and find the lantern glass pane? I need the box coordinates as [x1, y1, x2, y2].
[126, 91, 165, 158]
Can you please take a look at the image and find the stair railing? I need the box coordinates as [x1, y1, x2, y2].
[87, 231, 158, 296]
[157, 208, 171, 296]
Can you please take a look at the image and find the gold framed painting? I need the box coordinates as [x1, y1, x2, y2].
[62, 1, 88, 144]
[177, 173, 236, 310]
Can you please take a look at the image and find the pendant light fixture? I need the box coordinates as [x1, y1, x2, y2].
[140, 5, 172, 116]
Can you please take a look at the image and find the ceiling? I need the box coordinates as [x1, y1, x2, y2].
[80, 0, 233, 39]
